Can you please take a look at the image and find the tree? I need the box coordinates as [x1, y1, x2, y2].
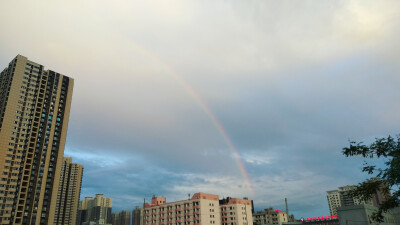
[342, 135, 400, 222]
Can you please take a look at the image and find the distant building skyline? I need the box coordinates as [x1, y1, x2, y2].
[132, 206, 143, 225]
[77, 194, 112, 225]
[112, 210, 131, 225]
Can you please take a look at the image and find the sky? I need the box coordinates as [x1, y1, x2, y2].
[1, 0, 400, 219]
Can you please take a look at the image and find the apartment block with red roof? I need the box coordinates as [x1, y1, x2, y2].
[143, 193, 253, 225]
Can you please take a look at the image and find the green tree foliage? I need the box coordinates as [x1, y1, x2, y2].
[342, 135, 400, 221]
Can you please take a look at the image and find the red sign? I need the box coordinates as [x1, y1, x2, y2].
[305, 215, 337, 221]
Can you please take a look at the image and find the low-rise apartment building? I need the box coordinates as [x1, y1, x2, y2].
[143, 193, 252, 225]
[220, 197, 253, 225]
[253, 208, 288, 225]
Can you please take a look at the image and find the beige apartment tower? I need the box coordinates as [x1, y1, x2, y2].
[0, 55, 74, 225]
[54, 157, 83, 225]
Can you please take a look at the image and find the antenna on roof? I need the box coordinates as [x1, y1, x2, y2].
[285, 198, 289, 216]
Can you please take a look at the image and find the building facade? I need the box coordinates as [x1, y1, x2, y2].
[132, 206, 143, 225]
[326, 190, 342, 216]
[253, 208, 289, 225]
[144, 193, 221, 225]
[337, 204, 398, 225]
[0, 55, 74, 225]
[142, 193, 253, 225]
[77, 194, 112, 225]
[54, 157, 83, 225]
[326, 184, 386, 216]
[219, 197, 253, 225]
[299, 219, 339, 225]
[111, 210, 131, 225]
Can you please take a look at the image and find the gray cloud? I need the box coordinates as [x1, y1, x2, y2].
[1, 0, 400, 218]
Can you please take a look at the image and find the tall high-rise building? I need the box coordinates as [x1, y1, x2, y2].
[132, 206, 143, 225]
[54, 157, 83, 225]
[327, 184, 387, 216]
[326, 189, 342, 216]
[77, 194, 112, 225]
[0, 55, 74, 225]
[111, 210, 131, 225]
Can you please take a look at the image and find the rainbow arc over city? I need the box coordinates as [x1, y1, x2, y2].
[128, 42, 254, 196]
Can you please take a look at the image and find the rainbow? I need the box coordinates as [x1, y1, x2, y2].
[128, 42, 254, 196]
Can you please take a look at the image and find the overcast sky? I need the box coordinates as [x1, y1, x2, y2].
[1, 0, 400, 218]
